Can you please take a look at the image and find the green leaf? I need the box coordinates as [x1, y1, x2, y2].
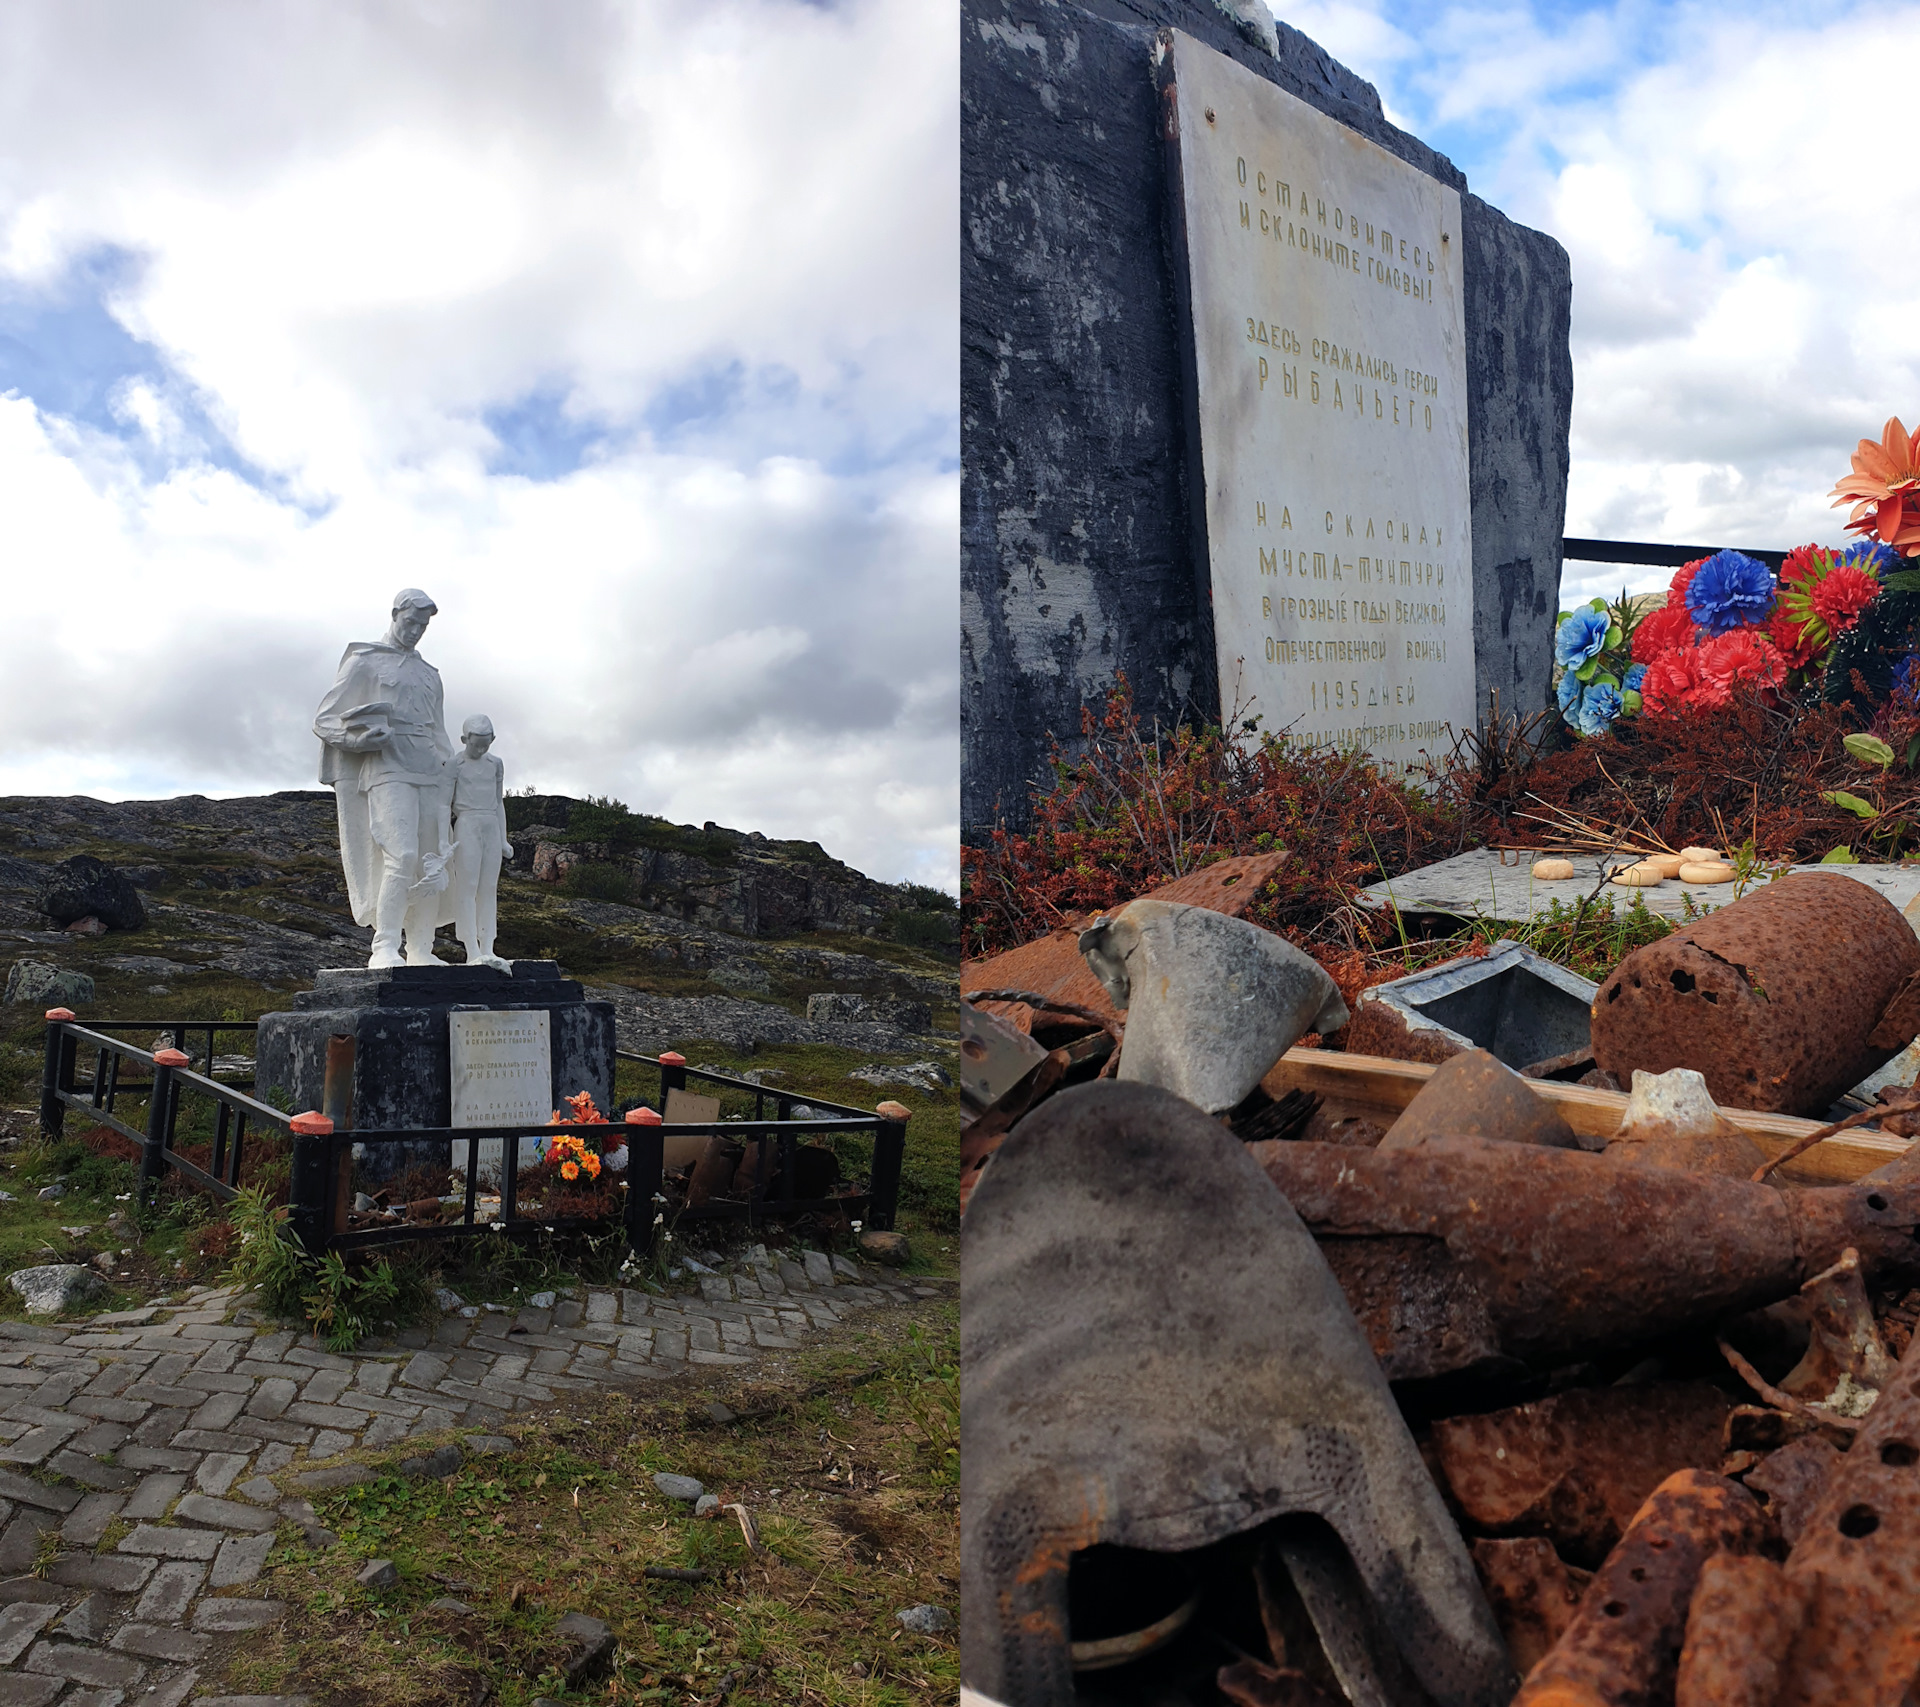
[1591, 672, 1620, 691]
[1906, 732, 1920, 772]
[1882, 570, 1920, 595]
[1605, 624, 1624, 651]
[1822, 790, 1880, 819]
[1620, 690, 1643, 715]
[1575, 657, 1600, 683]
[1588, 597, 1607, 611]
[1821, 844, 1859, 864]
[1844, 733, 1896, 769]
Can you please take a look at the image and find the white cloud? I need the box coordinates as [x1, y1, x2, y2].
[0, 0, 957, 890]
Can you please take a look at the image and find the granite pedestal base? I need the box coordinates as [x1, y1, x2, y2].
[256, 961, 616, 1184]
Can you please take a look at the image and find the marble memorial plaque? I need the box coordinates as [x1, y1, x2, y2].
[449, 1008, 551, 1177]
[1159, 29, 1474, 771]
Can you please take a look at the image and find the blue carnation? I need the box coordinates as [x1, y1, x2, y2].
[1624, 663, 1647, 693]
[1555, 605, 1611, 671]
[1574, 682, 1622, 738]
[1684, 551, 1775, 635]
[1840, 539, 1898, 580]
[1896, 654, 1920, 699]
[1557, 669, 1582, 716]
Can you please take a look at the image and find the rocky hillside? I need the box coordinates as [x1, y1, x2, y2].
[0, 792, 958, 1060]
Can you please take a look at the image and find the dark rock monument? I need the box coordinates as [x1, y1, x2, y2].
[962, 0, 1573, 835]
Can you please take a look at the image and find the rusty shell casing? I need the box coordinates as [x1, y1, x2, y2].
[1675, 1553, 1806, 1707]
[1774, 1318, 1920, 1705]
[1514, 1470, 1775, 1707]
[1253, 1136, 1920, 1381]
[1590, 872, 1920, 1115]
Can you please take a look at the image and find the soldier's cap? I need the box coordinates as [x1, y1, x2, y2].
[392, 588, 438, 615]
[462, 714, 495, 737]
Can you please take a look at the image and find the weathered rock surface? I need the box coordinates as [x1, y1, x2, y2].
[4, 961, 96, 1007]
[7, 1265, 106, 1316]
[592, 987, 948, 1059]
[40, 855, 145, 931]
[805, 993, 933, 1032]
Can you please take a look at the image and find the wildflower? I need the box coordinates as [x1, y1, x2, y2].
[1684, 551, 1775, 635]
[1810, 562, 1879, 635]
[1632, 600, 1695, 663]
[1554, 605, 1611, 672]
[1830, 416, 1920, 555]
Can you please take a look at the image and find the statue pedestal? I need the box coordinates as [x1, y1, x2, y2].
[256, 962, 615, 1184]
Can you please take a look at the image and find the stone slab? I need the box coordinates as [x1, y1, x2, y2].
[1355, 850, 1920, 926]
[1162, 27, 1473, 772]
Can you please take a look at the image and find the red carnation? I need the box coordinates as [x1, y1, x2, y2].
[1632, 599, 1696, 663]
[1778, 544, 1826, 590]
[1696, 626, 1787, 698]
[1639, 647, 1705, 717]
[1809, 562, 1879, 635]
[1669, 558, 1707, 603]
[1767, 605, 1820, 671]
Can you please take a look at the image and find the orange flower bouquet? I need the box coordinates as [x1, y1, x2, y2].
[518, 1092, 619, 1220]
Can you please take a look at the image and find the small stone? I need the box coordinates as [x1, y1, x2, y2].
[693, 1494, 720, 1518]
[856, 1230, 911, 1267]
[8, 1263, 103, 1314]
[426, 1597, 474, 1615]
[554, 1611, 615, 1682]
[398, 1444, 462, 1480]
[463, 1435, 515, 1456]
[63, 916, 107, 938]
[354, 1559, 398, 1590]
[459, 1306, 478, 1319]
[895, 1604, 953, 1634]
[527, 1291, 556, 1309]
[299, 1525, 337, 1551]
[34, 1186, 64, 1204]
[651, 1473, 704, 1503]
[703, 1401, 737, 1425]
[433, 1288, 464, 1313]
[1530, 858, 1577, 880]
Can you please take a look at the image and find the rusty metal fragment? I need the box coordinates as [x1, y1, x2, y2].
[1253, 1136, 1920, 1381]
[1674, 1553, 1806, 1707]
[1744, 1435, 1843, 1547]
[1590, 872, 1920, 1115]
[1431, 1383, 1733, 1567]
[1469, 1538, 1590, 1676]
[1379, 1049, 1584, 1153]
[1778, 1246, 1894, 1416]
[1604, 1066, 1768, 1179]
[1513, 1470, 1775, 1707]
[1774, 1314, 1920, 1703]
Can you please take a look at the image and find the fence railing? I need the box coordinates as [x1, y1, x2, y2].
[38, 1014, 909, 1260]
[1563, 537, 1789, 572]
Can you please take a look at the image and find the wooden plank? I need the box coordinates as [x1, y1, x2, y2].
[1263, 1048, 1910, 1186]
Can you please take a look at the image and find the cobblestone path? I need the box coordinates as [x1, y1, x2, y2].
[0, 1248, 942, 1707]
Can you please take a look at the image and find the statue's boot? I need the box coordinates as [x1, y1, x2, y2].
[369, 873, 409, 970]
[961, 1080, 1516, 1707]
[402, 888, 446, 966]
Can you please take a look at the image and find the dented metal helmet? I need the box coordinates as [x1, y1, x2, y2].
[960, 1080, 1515, 1706]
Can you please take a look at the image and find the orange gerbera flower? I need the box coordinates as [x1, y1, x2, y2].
[560, 1160, 580, 1181]
[1831, 416, 1920, 555]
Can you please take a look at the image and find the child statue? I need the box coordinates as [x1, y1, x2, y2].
[448, 714, 513, 971]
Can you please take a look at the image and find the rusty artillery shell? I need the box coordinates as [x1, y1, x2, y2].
[1590, 872, 1920, 1115]
[1675, 1553, 1806, 1707]
[1774, 1315, 1920, 1704]
[1253, 1135, 1920, 1381]
[1514, 1470, 1775, 1707]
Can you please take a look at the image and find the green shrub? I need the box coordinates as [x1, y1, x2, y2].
[562, 861, 635, 904]
[226, 1186, 422, 1352]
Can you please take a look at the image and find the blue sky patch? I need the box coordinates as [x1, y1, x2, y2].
[481, 384, 614, 480]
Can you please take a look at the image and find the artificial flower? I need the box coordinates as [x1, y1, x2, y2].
[1810, 562, 1879, 635]
[1573, 682, 1623, 737]
[1557, 668, 1582, 716]
[1830, 416, 1920, 555]
[1767, 603, 1820, 672]
[1696, 626, 1787, 698]
[1669, 559, 1705, 604]
[560, 1160, 580, 1181]
[1624, 663, 1647, 693]
[1684, 551, 1775, 635]
[1895, 655, 1920, 701]
[1554, 605, 1611, 671]
[1632, 600, 1695, 663]
[1839, 539, 1899, 579]
[1639, 647, 1703, 717]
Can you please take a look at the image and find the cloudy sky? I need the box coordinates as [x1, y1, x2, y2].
[1280, 0, 1920, 607]
[0, 1, 958, 891]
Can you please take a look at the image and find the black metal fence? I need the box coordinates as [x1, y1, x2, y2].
[37, 1013, 908, 1260]
[1563, 537, 1789, 572]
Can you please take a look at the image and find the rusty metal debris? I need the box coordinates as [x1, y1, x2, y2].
[1469, 1538, 1590, 1677]
[1778, 1247, 1895, 1414]
[1379, 1048, 1584, 1153]
[1590, 871, 1920, 1115]
[1513, 1470, 1775, 1706]
[1253, 1135, 1920, 1381]
[1744, 1435, 1843, 1546]
[961, 1081, 1516, 1707]
[1675, 1553, 1806, 1707]
[1430, 1383, 1733, 1569]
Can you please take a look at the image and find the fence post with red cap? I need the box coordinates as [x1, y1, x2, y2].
[141, 1047, 191, 1200]
[39, 1010, 76, 1140]
[870, 1100, 910, 1233]
[658, 1051, 687, 1108]
[287, 1111, 336, 1254]
[623, 1105, 665, 1255]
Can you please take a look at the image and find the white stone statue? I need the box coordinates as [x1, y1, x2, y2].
[313, 589, 457, 969]
[448, 714, 513, 971]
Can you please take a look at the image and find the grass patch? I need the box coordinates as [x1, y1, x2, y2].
[234, 1308, 959, 1707]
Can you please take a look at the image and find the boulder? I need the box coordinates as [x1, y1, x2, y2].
[805, 993, 932, 1032]
[857, 1230, 912, 1266]
[3, 962, 95, 1007]
[40, 855, 145, 932]
[8, 1264, 106, 1316]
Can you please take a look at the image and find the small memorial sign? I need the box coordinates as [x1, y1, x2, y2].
[449, 1008, 551, 1178]
[1158, 29, 1475, 771]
